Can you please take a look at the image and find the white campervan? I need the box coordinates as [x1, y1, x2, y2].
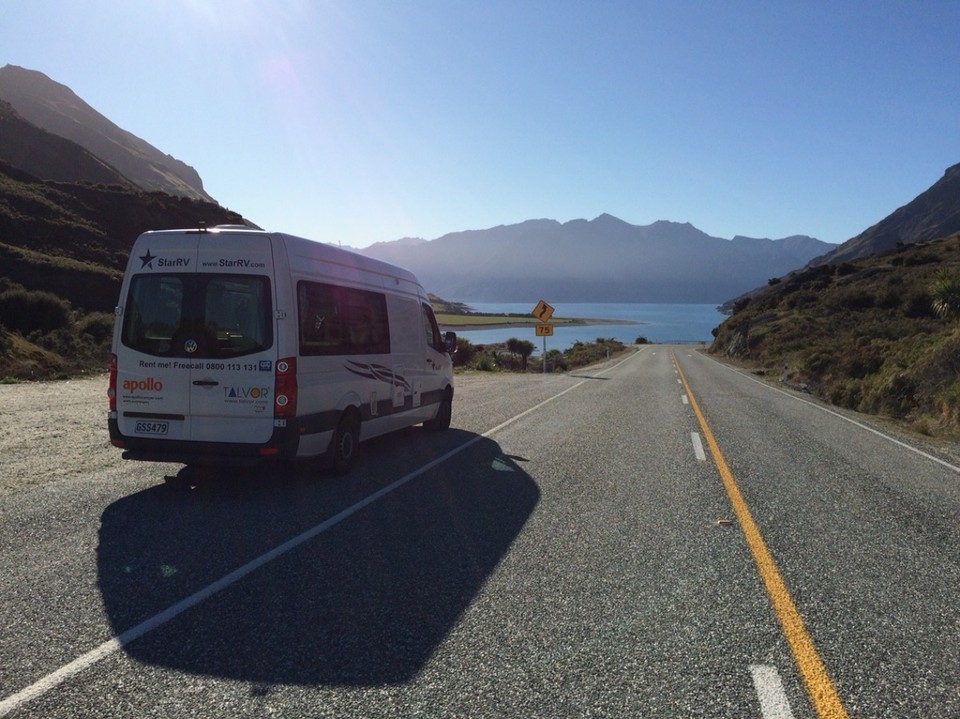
[108, 225, 456, 474]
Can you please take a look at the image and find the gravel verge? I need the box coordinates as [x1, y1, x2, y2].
[0, 374, 119, 493]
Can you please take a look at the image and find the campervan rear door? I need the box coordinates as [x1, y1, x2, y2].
[185, 232, 278, 444]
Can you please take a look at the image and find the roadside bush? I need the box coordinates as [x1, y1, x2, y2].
[804, 351, 838, 376]
[76, 312, 115, 344]
[877, 288, 902, 310]
[902, 290, 936, 318]
[873, 372, 918, 417]
[839, 345, 884, 379]
[828, 288, 875, 311]
[453, 337, 475, 367]
[543, 349, 567, 372]
[472, 354, 495, 371]
[0, 288, 72, 335]
[826, 378, 863, 410]
[495, 351, 520, 370]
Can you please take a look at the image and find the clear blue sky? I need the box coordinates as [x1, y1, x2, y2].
[3, 1, 959, 248]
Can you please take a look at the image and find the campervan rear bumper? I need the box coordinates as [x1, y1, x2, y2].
[108, 418, 300, 466]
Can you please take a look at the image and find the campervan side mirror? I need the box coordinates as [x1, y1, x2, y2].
[443, 331, 457, 354]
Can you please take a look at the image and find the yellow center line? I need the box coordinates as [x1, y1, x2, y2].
[672, 352, 849, 719]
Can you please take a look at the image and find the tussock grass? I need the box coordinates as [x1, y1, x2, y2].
[711, 233, 960, 436]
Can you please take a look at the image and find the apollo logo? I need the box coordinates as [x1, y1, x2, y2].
[122, 378, 163, 392]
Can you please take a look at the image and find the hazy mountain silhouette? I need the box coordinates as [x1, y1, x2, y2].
[359, 214, 831, 303]
[0, 64, 214, 202]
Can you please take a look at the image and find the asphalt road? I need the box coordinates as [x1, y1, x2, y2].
[1, 347, 957, 717]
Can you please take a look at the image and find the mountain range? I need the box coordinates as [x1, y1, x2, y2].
[358, 216, 830, 303]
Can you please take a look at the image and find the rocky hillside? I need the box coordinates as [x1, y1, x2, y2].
[809, 162, 960, 266]
[0, 99, 131, 187]
[0, 65, 214, 202]
[711, 232, 960, 436]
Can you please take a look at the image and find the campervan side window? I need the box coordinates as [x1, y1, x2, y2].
[421, 302, 442, 352]
[298, 281, 390, 356]
[122, 273, 272, 358]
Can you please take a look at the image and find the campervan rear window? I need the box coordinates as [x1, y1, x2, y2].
[298, 281, 390, 356]
[122, 273, 273, 358]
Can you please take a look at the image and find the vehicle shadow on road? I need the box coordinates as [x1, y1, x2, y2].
[96, 430, 539, 686]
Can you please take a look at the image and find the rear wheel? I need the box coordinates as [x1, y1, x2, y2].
[329, 410, 361, 475]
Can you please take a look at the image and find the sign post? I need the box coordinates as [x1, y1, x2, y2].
[531, 300, 555, 373]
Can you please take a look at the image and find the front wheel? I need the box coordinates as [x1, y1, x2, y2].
[328, 411, 361, 475]
[424, 388, 452, 431]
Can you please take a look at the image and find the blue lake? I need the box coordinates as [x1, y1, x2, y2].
[448, 302, 728, 354]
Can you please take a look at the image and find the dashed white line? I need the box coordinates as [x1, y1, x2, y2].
[681, 394, 689, 405]
[750, 664, 795, 719]
[690, 431, 706, 461]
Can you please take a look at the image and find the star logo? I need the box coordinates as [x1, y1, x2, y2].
[139, 249, 156, 269]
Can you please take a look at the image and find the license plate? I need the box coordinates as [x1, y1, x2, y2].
[135, 421, 169, 435]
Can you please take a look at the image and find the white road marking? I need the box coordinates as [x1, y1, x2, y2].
[681, 394, 689, 405]
[750, 664, 795, 719]
[691, 431, 706, 461]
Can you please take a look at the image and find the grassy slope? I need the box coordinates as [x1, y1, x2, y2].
[0, 162, 246, 378]
[710, 233, 960, 436]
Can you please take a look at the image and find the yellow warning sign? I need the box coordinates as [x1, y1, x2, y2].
[532, 300, 555, 322]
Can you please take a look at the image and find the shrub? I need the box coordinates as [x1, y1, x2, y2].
[877, 289, 901, 310]
[839, 346, 884, 379]
[453, 337, 475, 367]
[76, 312, 115, 344]
[543, 349, 567, 372]
[835, 263, 857, 276]
[472, 354, 495, 371]
[0, 289, 72, 335]
[903, 290, 936, 319]
[827, 378, 863, 410]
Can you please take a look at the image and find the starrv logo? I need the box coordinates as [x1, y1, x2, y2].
[122, 378, 163, 392]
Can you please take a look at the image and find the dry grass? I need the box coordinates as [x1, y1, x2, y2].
[711, 233, 960, 436]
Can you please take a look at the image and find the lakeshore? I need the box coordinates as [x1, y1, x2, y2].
[436, 314, 641, 331]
